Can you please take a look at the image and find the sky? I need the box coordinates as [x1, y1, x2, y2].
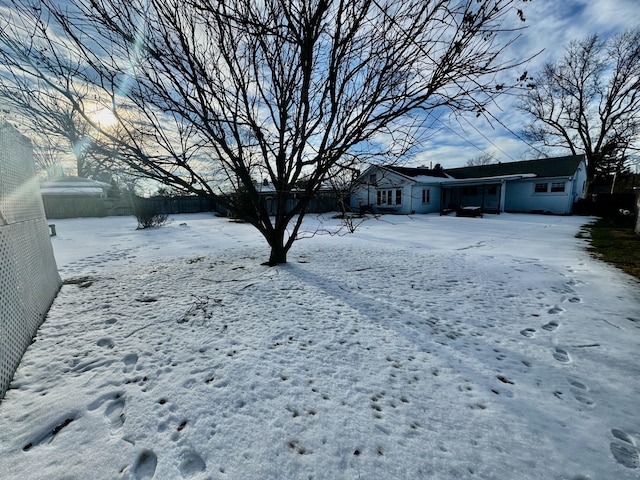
[1, 0, 638, 175]
[413, 0, 640, 169]
[1, 212, 639, 479]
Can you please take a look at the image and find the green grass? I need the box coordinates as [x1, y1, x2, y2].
[579, 216, 640, 280]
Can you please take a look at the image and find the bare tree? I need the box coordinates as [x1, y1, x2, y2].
[29, 134, 65, 178]
[1, 0, 530, 264]
[518, 30, 640, 187]
[0, 56, 107, 178]
[466, 152, 498, 167]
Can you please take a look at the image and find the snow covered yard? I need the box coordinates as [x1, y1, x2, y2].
[1, 212, 639, 480]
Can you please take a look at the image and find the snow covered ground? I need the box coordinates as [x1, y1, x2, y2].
[1, 212, 639, 480]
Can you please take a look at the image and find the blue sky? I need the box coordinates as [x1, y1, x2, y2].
[412, 0, 640, 169]
[1, 0, 637, 172]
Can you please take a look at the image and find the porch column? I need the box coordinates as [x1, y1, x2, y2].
[498, 180, 506, 213]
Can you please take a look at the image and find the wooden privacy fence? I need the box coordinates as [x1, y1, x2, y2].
[43, 192, 341, 219]
[43, 195, 217, 219]
[133, 196, 216, 215]
[43, 195, 109, 218]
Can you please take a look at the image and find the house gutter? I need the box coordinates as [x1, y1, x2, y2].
[436, 173, 537, 186]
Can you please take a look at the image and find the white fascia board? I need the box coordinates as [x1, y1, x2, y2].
[438, 173, 537, 186]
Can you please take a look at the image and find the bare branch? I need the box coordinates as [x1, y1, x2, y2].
[1, 0, 531, 263]
[518, 29, 640, 186]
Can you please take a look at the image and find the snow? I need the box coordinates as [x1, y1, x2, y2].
[40, 186, 107, 196]
[1, 212, 639, 479]
[40, 177, 111, 197]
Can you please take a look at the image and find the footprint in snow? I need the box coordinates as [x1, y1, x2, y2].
[569, 380, 594, 406]
[179, 451, 207, 478]
[87, 391, 126, 432]
[569, 380, 587, 392]
[542, 321, 559, 332]
[520, 328, 536, 338]
[123, 353, 138, 373]
[22, 413, 78, 451]
[104, 396, 126, 431]
[132, 450, 158, 480]
[548, 305, 565, 315]
[610, 429, 640, 469]
[553, 347, 570, 363]
[97, 337, 115, 349]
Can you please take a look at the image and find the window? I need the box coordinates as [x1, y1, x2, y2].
[534, 183, 548, 193]
[422, 189, 431, 204]
[488, 185, 497, 195]
[377, 189, 401, 206]
[551, 182, 565, 192]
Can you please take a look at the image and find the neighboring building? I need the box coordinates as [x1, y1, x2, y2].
[250, 179, 340, 215]
[350, 155, 588, 215]
[40, 176, 112, 218]
[40, 176, 111, 198]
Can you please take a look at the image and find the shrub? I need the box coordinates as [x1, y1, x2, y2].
[133, 200, 168, 229]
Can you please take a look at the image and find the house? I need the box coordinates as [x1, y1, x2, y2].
[350, 165, 449, 215]
[350, 155, 588, 215]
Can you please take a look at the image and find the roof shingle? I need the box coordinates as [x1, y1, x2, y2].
[445, 155, 585, 179]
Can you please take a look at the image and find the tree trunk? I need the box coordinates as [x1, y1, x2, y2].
[266, 223, 289, 266]
[268, 242, 288, 266]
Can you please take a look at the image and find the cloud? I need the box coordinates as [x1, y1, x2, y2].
[406, 0, 637, 169]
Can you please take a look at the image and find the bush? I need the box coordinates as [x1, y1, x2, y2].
[133, 200, 169, 229]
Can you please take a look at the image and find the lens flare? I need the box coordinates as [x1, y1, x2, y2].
[92, 107, 118, 127]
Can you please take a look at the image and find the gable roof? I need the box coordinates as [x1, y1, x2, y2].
[384, 165, 449, 179]
[445, 155, 585, 180]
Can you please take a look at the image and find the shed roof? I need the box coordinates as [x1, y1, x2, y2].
[40, 176, 111, 197]
[445, 155, 585, 180]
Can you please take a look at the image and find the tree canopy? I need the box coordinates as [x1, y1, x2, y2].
[466, 152, 498, 167]
[519, 29, 640, 187]
[1, 0, 530, 263]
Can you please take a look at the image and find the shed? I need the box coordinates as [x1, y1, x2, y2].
[40, 176, 111, 218]
[40, 176, 111, 197]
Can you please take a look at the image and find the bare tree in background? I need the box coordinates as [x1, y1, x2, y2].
[1, 0, 530, 264]
[30, 134, 64, 178]
[0, 61, 112, 178]
[466, 152, 498, 167]
[518, 30, 640, 188]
